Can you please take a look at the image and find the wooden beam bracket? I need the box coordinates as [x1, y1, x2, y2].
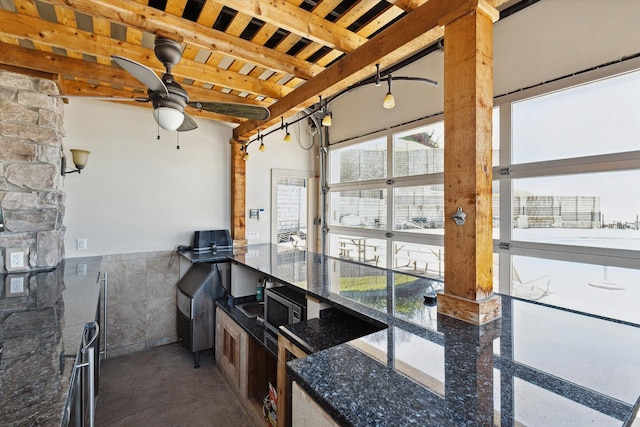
[437, 292, 501, 325]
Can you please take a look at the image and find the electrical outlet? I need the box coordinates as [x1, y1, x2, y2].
[10, 252, 24, 269]
[246, 231, 259, 241]
[77, 238, 87, 251]
[10, 277, 24, 293]
[77, 263, 87, 276]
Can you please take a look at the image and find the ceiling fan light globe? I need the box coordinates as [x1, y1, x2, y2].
[153, 107, 184, 131]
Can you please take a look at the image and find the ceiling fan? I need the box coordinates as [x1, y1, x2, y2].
[53, 36, 271, 131]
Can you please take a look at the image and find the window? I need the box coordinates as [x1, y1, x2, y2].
[393, 123, 445, 176]
[272, 170, 312, 249]
[329, 137, 386, 184]
[512, 70, 640, 163]
[511, 171, 640, 250]
[393, 185, 444, 233]
[325, 63, 639, 323]
[499, 68, 640, 323]
[329, 189, 386, 230]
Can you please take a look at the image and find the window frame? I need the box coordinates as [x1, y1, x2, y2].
[325, 57, 640, 320]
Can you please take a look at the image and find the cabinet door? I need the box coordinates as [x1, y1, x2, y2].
[291, 381, 340, 427]
[215, 308, 248, 398]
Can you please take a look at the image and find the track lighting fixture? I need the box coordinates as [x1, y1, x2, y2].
[319, 95, 331, 126]
[383, 74, 395, 109]
[281, 117, 292, 142]
[284, 124, 292, 142]
[322, 111, 332, 127]
[240, 65, 437, 148]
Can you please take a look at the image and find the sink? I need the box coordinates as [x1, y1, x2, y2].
[237, 301, 265, 319]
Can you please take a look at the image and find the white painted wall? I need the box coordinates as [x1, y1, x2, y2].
[328, 0, 640, 142]
[62, 99, 316, 256]
[62, 99, 233, 257]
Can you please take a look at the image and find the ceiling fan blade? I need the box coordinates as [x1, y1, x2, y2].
[112, 56, 168, 95]
[49, 94, 149, 102]
[188, 101, 271, 121]
[177, 113, 198, 132]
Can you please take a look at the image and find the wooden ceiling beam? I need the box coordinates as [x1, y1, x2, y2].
[234, 0, 510, 138]
[215, 0, 367, 53]
[0, 9, 289, 100]
[0, 42, 270, 108]
[233, 0, 460, 139]
[40, 0, 323, 80]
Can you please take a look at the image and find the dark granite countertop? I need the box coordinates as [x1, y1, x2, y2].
[190, 244, 640, 426]
[287, 298, 640, 426]
[230, 245, 639, 426]
[0, 257, 102, 426]
[280, 308, 383, 355]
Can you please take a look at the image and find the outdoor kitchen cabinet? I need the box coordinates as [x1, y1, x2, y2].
[215, 307, 249, 400]
[215, 306, 278, 427]
[291, 382, 339, 427]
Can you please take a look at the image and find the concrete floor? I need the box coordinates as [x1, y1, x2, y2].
[96, 343, 253, 427]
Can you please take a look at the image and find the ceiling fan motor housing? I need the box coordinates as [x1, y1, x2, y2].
[150, 74, 189, 112]
[154, 37, 182, 72]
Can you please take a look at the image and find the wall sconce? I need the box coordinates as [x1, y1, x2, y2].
[61, 149, 91, 175]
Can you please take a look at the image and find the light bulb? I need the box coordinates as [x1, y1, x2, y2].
[259, 142, 265, 152]
[284, 132, 292, 142]
[383, 92, 395, 109]
[322, 113, 332, 127]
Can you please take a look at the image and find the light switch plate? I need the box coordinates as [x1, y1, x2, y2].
[77, 238, 87, 251]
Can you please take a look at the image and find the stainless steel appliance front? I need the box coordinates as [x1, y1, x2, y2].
[264, 286, 306, 335]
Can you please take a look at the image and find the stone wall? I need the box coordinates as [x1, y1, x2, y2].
[0, 71, 65, 270]
[100, 251, 180, 358]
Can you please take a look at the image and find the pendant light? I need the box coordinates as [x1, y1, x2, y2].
[319, 95, 332, 127]
[282, 117, 292, 142]
[322, 111, 332, 127]
[284, 124, 292, 142]
[383, 74, 395, 109]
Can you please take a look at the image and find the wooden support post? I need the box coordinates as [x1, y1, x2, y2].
[231, 139, 248, 248]
[438, 0, 501, 324]
[278, 333, 307, 427]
